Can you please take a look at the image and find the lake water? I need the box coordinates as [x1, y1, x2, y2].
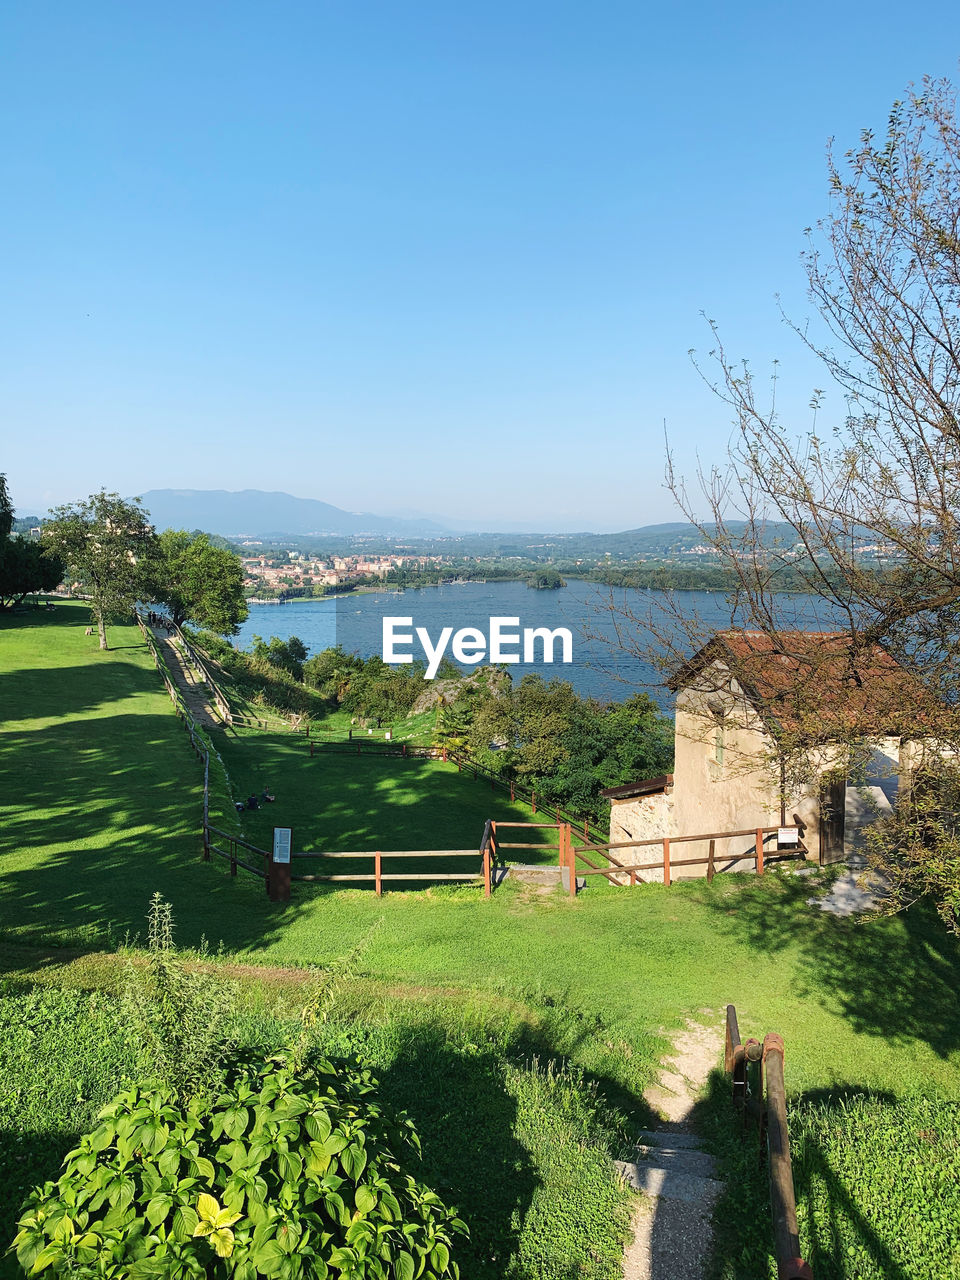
[232, 580, 836, 708]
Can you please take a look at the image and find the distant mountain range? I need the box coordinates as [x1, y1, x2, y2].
[131, 491, 801, 555]
[136, 490, 452, 537]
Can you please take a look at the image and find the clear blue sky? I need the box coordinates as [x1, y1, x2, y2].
[2, 2, 959, 531]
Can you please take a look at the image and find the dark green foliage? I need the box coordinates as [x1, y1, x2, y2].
[525, 570, 564, 589]
[13, 1052, 466, 1279]
[0, 475, 63, 609]
[189, 629, 326, 718]
[304, 649, 428, 724]
[464, 675, 673, 818]
[150, 531, 248, 635]
[250, 635, 309, 683]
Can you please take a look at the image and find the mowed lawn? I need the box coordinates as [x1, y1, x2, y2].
[217, 727, 553, 883]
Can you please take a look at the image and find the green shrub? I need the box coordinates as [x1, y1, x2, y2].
[121, 894, 236, 1105]
[13, 1050, 466, 1279]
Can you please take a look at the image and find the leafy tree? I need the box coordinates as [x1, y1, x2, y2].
[251, 634, 309, 681]
[526, 569, 565, 589]
[636, 77, 960, 930]
[303, 645, 363, 702]
[150, 529, 249, 634]
[465, 676, 673, 818]
[45, 491, 154, 649]
[0, 474, 64, 609]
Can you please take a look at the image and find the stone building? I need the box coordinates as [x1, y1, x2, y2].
[602, 631, 926, 879]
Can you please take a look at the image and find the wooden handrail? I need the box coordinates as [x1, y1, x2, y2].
[725, 1006, 813, 1279]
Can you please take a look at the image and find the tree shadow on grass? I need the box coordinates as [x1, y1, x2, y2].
[0, 660, 162, 723]
[371, 1018, 644, 1280]
[696, 1071, 915, 1280]
[373, 1025, 535, 1280]
[0, 712, 317, 961]
[219, 737, 545, 881]
[696, 873, 960, 1060]
[0, 1128, 80, 1279]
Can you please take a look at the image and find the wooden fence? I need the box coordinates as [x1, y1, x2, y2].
[202, 830, 493, 899]
[484, 816, 808, 896]
[725, 1005, 813, 1279]
[290, 847, 492, 896]
[569, 823, 808, 888]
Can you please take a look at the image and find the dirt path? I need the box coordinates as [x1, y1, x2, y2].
[151, 627, 222, 732]
[619, 1012, 724, 1280]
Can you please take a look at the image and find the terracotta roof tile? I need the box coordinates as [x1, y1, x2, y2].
[670, 630, 933, 740]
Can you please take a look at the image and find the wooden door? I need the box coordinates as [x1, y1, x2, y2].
[819, 777, 847, 864]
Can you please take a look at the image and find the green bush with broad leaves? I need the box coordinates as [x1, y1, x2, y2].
[12, 1049, 466, 1280]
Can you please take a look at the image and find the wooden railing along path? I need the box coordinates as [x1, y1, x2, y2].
[725, 1005, 813, 1279]
[137, 610, 496, 901]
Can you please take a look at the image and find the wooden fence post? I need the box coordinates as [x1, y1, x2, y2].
[756, 828, 765, 876]
[566, 825, 576, 897]
[230, 839, 237, 877]
[483, 845, 491, 898]
[532, 791, 537, 815]
[663, 837, 671, 887]
[707, 838, 715, 883]
[375, 852, 382, 897]
[510, 782, 514, 801]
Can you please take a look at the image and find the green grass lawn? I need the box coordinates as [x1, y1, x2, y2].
[217, 726, 555, 883]
[3, 604, 960, 1278]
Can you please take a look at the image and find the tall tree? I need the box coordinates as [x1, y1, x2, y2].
[150, 529, 249, 633]
[0, 473, 64, 609]
[45, 491, 155, 649]
[625, 77, 960, 930]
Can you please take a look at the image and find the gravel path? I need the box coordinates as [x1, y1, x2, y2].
[619, 1014, 724, 1280]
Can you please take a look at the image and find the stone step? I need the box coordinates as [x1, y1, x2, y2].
[629, 1144, 717, 1178]
[614, 1160, 723, 1207]
[634, 1128, 704, 1150]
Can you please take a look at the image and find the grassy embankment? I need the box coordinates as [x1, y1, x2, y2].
[2, 603, 960, 1277]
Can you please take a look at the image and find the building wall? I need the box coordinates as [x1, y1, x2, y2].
[608, 791, 674, 883]
[608, 659, 911, 874]
[670, 676, 787, 869]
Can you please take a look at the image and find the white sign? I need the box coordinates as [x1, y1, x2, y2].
[273, 827, 292, 864]
[777, 827, 799, 846]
